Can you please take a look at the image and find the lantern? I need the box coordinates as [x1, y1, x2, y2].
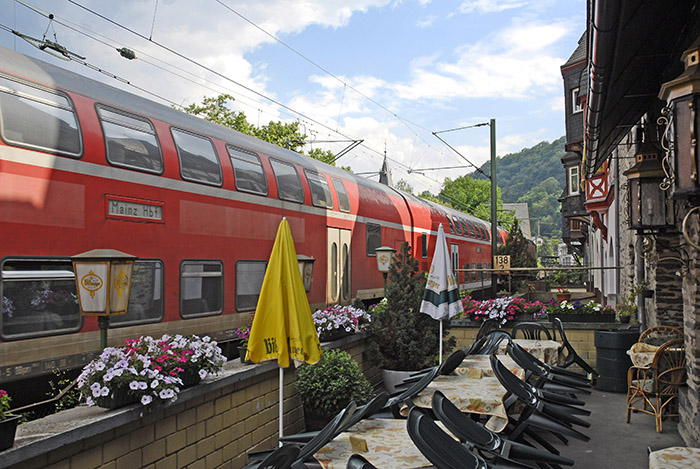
[375, 246, 396, 295]
[624, 136, 671, 232]
[296, 254, 316, 292]
[71, 249, 136, 349]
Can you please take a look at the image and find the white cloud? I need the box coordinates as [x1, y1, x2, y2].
[417, 15, 438, 27]
[458, 0, 528, 14]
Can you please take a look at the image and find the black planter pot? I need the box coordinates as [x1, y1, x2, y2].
[95, 388, 139, 409]
[549, 313, 615, 323]
[238, 346, 253, 365]
[0, 414, 21, 451]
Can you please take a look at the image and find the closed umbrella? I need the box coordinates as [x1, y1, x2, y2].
[246, 218, 322, 441]
[420, 223, 463, 362]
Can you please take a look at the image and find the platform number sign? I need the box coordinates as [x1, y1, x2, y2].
[493, 255, 510, 273]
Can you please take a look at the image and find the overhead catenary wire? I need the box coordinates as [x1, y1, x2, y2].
[11, 1, 466, 193]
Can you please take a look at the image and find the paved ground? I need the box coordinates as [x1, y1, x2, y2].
[546, 387, 686, 468]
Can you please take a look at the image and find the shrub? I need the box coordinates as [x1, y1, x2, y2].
[296, 349, 374, 419]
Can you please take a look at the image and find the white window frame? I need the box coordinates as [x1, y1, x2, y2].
[568, 165, 580, 195]
[572, 87, 583, 114]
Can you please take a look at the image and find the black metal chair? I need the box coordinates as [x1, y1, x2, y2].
[489, 354, 591, 445]
[551, 317, 599, 378]
[346, 454, 377, 469]
[247, 401, 357, 467]
[280, 392, 390, 444]
[406, 407, 491, 469]
[474, 330, 512, 355]
[507, 342, 592, 395]
[431, 390, 574, 467]
[404, 349, 467, 384]
[377, 365, 441, 418]
[244, 445, 300, 469]
[512, 322, 552, 340]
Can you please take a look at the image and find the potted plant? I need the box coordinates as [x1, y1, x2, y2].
[77, 334, 226, 409]
[0, 389, 20, 451]
[312, 304, 372, 342]
[234, 326, 252, 364]
[546, 299, 616, 323]
[616, 283, 645, 323]
[555, 287, 571, 302]
[365, 242, 454, 392]
[296, 349, 374, 430]
[458, 295, 542, 325]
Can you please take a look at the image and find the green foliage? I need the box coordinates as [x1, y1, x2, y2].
[472, 137, 565, 238]
[47, 369, 81, 412]
[497, 219, 537, 268]
[296, 349, 374, 419]
[439, 176, 503, 221]
[366, 242, 455, 371]
[180, 93, 348, 168]
[395, 179, 414, 194]
[617, 283, 646, 317]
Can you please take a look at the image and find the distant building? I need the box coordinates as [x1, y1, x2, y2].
[502, 203, 532, 239]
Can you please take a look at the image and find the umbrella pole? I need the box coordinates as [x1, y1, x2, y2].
[279, 367, 284, 445]
[439, 320, 443, 363]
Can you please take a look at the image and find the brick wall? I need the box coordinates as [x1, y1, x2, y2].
[4, 337, 379, 469]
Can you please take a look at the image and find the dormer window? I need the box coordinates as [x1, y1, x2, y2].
[568, 165, 580, 195]
[572, 87, 583, 114]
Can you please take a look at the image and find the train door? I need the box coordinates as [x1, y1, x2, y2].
[450, 243, 459, 281]
[327, 228, 351, 305]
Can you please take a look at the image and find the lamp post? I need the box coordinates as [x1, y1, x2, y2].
[71, 249, 136, 350]
[296, 254, 316, 292]
[375, 246, 396, 296]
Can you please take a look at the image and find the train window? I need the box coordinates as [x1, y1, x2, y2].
[171, 128, 223, 186]
[475, 224, 482, 240]
[227, 145, 268, 196]
[445, 215, 455, 234]
[452, 217, 462, 236]
[97, 106, 163, 174]
[110, 260, 164, 326]
[421, 233, 428, 258]
[472, 262, 478, 281]
[467, 221, 476, 238]
[235, 260, 267, 312]
[459, 219, 469, 238]
[332, 178, 350, 212]
[366, 223, 381, 256]
[270, 158, 304, 203]
[0, 259, 82, 339]
[180, 260, 223, 317]
[0, 75, 81, 157]
[304, 170, 334, 209]
[484, 227, 491, 242]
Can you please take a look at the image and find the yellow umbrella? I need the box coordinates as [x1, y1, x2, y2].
[246, 218, 321, 440]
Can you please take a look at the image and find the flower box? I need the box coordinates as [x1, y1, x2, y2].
[548, 313, 615, 323]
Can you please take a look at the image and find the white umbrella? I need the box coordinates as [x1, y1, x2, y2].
[420, 223, 464, 362]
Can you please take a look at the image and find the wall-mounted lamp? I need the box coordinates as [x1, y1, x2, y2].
[623, 129, 672, 232]
[374, 246, 396, 296]
[71, 249, 136, 350]
[296, 254, 316, 292]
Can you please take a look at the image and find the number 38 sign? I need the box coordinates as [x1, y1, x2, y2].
[493, 255, 511, 273]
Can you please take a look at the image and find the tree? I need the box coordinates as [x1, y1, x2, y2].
[395, 179, 414, 194]
[180, 93, 350, 168]
[366, 242, 454, 370]
[439, 175, 512, 225]
[497, 219, 537, 268]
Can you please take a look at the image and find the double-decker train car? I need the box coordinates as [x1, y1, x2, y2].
[0, 45, 506, 384]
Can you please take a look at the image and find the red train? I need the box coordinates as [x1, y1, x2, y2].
[0, 45, 505, 383]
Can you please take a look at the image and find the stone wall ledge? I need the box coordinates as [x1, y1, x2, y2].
[0, 332, 369, 469]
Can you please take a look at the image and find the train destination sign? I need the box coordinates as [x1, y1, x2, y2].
[106, 195, 164, 222]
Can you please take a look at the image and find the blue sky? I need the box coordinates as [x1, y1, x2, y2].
[0, 0, 586, 194]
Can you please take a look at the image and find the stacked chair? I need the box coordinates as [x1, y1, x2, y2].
[551, 317, 599, 378]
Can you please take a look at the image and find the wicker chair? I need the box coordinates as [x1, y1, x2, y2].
[626, 338, 687, 432]
[639, 326, 683, 347]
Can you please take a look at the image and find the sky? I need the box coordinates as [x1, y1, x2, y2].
[0, 0, 586, 195]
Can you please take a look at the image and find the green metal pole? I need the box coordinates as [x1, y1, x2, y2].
[98, 316, 109, 350]
[490, 118, 497, 297]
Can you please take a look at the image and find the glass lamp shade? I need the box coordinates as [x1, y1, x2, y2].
[375, 246, 396, 273]
[296, 254, 315, 292]
[624, 147, 670, 231]
[71, 249, 136, 316]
